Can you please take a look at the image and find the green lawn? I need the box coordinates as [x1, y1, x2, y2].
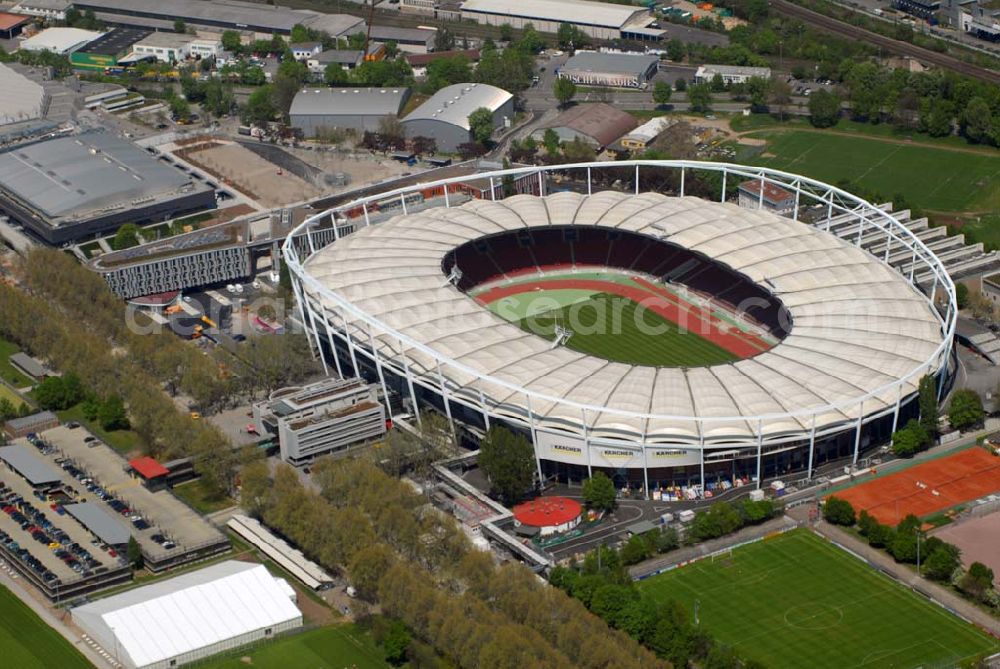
[170, 478, 235, 514]
[745, 129, 1000, 213]
[0, 337, 33, 388]
[0, 383, 28, 410]
[198, 624, 388, 669]
[55, 403, 143, 454]
[513, 292, 737, 367]
[638, 529, 999, 668]
[0, 585, 92, 669]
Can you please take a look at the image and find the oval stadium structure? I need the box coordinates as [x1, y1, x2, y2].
[285, 162, 955, 493]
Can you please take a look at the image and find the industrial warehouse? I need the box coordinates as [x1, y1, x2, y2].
[0, 132, 215, 244]
[459, 0, 661, 40]
[558, 51, 660, 89]
[402, 82, 513, 151]
[290, 87, 412, 136]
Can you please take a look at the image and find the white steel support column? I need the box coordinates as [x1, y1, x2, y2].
[525, 394, 545, 484]
[300, 294, 329, 376]
[930, 274, 938, 306]
[478, 389, 490, 430]
[884, 232, 891, 263]
[444, 186, 450, 208]
[758, 176, 765, 210]
[582, 408, 592, 478]
[399, 344, 421, 428]
[435, 360, 456, 439]
[825, 194, 833, 231]
[291, 275, 323, 370]
[909, 249, 917, 282]
[489, 177, 496, 201]
[853, 401, 864, 465]
[642, 447, 650, 501]
[305, 226, 316, 255]
[792, 183, 800, 222]
[363, 202, 371, 227]
[806, 414, 817, 480]
[331, 214, 340, 241]
[587, 166, 592, 195]
[699, 447, 705, 497]
[537, 171, 544, 196]
[755, 420, 764, 489]
[890, 384, 903, 444]
[680, 167, 685, 197]
[367, 330, 393, 421]
[341, 310, 360, 377]
[635, 165, 640, 195]
[856, 216, 865, 246]
[400, 193, 408, 215]
[319, 304, 344, 378]
[720, 171, 726, 202]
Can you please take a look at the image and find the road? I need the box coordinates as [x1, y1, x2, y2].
[770, 0, 1000, 85]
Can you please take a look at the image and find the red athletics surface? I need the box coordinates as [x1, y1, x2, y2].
[513, 496, 582, 527]
[476, 277, 772, 359]
[830, 448, 1000, 526]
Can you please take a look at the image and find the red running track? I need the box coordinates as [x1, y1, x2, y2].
[476, 277, 772, 359]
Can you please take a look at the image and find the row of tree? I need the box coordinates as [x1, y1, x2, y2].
[240, 456, 663, 668]
[550, 544, 758, 669]
[823, 496, 998, 608]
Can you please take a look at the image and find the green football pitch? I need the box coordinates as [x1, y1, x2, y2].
[200, 624, 388, 668]
[638, 530, 999, 668]
[0, 585, 91, 669]
[747, 130, 1000, 213]
[508, 291, 737, 367]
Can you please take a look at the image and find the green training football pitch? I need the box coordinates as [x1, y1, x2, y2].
[0, 585, 91, 669]
[513, 292, 737, 367]
[200, 624, 388, 668]
[638, 529, 999, 668]
[747, 130, 1000, 213]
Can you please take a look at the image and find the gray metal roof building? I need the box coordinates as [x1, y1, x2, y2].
[72, 0, 364, 37]
[64, 502, 131, 546]
[368, 26, 435, 52]
[559, 51, 660, 89]
[460, 0, 654, 40]
[402, 82, 514, 152]
[0, 63, 45, 126]
[290, 87, 411, 136]
[0, 131, 215, 244]
[8, 352, 51, 379]
[0, 444, 61, 485]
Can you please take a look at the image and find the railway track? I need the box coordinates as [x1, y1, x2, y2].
[770, 0, 1000, 84]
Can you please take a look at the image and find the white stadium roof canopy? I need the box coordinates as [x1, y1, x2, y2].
[302, 191, 943, 444]
[72, 560, 301, 668]
[461, 0, 647, 29]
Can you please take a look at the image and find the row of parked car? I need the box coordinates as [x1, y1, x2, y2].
[56, 458, 171, 549]
[0, 481, 112, 584]
[25, 432, 56, 456]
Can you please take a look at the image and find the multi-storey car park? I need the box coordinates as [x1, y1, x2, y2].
[284, 161, 956, 496]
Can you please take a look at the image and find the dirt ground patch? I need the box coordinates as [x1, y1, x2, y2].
[182, 142, 321, 208]
[737, 137, 767, 146]
[931, 511, 1000, 588]
[285, 146, 413, 195]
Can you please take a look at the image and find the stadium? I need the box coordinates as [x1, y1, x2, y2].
[285, 161, 957, 495]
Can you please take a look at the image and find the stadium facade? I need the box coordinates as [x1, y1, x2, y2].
[285, 162, 956, 493]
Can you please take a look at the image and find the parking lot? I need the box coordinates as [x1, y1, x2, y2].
[39, 426, 227, 569]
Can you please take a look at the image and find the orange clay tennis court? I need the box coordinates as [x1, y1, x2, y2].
[831, 448, 1000, 526]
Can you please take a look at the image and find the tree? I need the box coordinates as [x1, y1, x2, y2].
[620, 534, 653, 565]
[126, 535, 143, 569]
[425, 55, 472, 93]
[35, 373, 84, 411]
[221, 30, 242, 53]
[382, 619, 412, 666]
[553, 77, 577, 107]
[923, 543, 961, 581]
[918, 374, 939, 440]
[499, 23, 513, 42]
[434, 27, 455, 52]
[962, 96, 993, 144]
[561, 136, 595, 162]
[477, 426, 535, 505]
[892, 419, 929, 457]
[277, 57, 309, 85]
[809, 89, 841, 128]
[173, 19, 186, 34]
[667, 39, 685, 62]
[823, 496, 855, 526]
[98, 395, 129, 431]
[768, 78, 792, 121]
[709, 72, 726, 93]
[955, 282, 969, 309]
[674, 77, 687, 92]
[542, 128, 561, 156]
[169, 96, 191, 123]
[959, 562, 995, 601]
[686, 83, 712, 112]
[948, 389, 984, 431]
[111, 223, 140, 250]
[582, 472, 616, 511]
[468, 106, 496, 145]
[290, 24, 311, 45]
[652, 81, 672, 107]
[242, 85, 276, 125]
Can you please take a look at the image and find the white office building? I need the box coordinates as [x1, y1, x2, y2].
[694, 64, 772, 85]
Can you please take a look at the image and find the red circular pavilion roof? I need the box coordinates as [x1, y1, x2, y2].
[512, 496, 582, 528]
